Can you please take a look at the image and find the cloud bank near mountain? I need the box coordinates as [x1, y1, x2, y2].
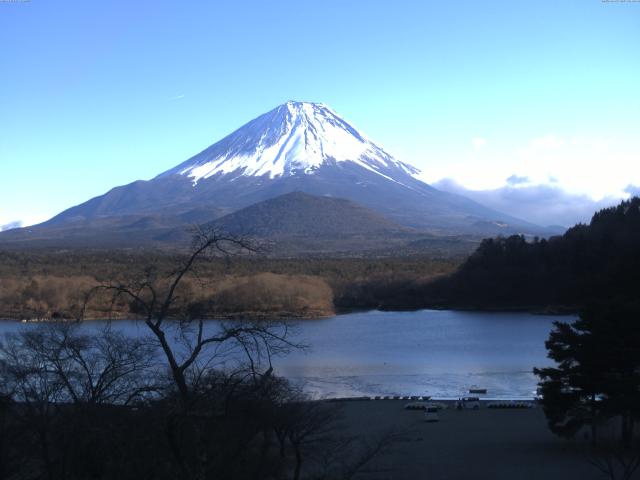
[433, 178, 637, 227]
[0, 221, 23, 232]
[624, 184, 640, 197]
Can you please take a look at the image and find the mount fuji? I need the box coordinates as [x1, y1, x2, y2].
[162, 101, 421, 183]
[1, 101, 552, 250]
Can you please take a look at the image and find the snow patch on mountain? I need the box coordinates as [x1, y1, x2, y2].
[170, 101, 421, 185]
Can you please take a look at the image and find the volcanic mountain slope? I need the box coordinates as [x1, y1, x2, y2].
[0, 209, 225, 249]
[2, 192, 477, 255]
[210, 191, 408, 238]
[153, 191, 439, 255]
[1, 101, 550, 249]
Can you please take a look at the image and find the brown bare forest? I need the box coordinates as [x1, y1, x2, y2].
[0, 250, 460, 320]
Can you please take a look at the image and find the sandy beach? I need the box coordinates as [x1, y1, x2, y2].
[336, 400, 602, 480]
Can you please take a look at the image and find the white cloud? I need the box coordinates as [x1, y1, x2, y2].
[417, 130, 639, 199]
[472, 137, 487, 149]
[506, 174, 530, 186]
[169, 94, 185, 101]
[529, 134, 565, 150]
[0, 220, 22, 232]
[433, 177, 629, 227]
[0, 213, 48, 230]
[511, 134, 638, 199]
[624, 184, 640, 197]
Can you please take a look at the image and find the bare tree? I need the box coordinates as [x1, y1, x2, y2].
[3, 323, 156, 406]
[84, 226, 299, 408]
[0, 227, 402, 480]
[80, 227, 306, 480]
[0, 322, 156, 480]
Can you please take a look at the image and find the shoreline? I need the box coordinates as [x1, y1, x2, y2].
[323, 396, 538, 403]
[0, 304, 579, 322]
[0, 311, 336, 323]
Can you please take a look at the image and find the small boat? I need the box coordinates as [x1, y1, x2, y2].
[469, 388, 487, 394]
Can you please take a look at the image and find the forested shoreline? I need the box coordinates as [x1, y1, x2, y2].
[422, 197, 640, 311]
[2, 197, 638, 320]
[0, 252, 459, 321]
[336, 197, 640, 314]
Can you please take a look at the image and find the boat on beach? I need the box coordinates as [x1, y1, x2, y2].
[469, 387, 487, 394]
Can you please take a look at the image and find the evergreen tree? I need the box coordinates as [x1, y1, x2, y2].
[535, 303, 640, 446]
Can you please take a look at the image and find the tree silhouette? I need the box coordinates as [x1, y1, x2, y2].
[535, 302, 640, 446]
[426, 197, 640, 311]
[84, 226, 298, 407]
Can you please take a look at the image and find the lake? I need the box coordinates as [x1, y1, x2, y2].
[0, 309, 573, 399]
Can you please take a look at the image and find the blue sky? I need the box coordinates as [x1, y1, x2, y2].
[1, 0, 639, 227]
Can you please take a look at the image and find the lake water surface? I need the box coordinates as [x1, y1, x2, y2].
[0, 310, 574, 399]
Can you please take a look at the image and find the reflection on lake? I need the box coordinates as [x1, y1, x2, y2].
[0, 309, 573, 399]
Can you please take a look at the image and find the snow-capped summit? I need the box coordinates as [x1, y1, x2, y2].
[162, 101, 420, 184]
[23, 101, 546, 244]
